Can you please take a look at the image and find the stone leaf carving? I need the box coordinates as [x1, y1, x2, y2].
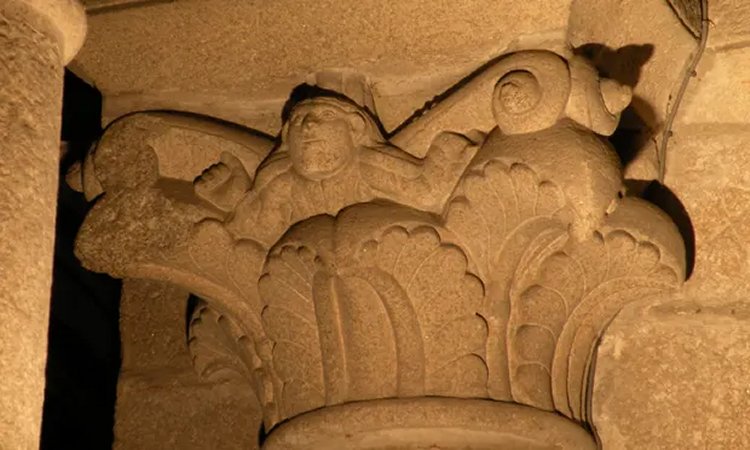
[507, 199, 684, 421]
[444, 159, 571, 404]
[257, 205, 487, 425]
[357, 225, 487, 398]
[441, 124, 684, 420]
[188, 300, 284, 422]
[72, 49, 687, 440]
[188, 300, 258, 384]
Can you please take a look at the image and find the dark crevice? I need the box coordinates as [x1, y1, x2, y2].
[41, 70, 121, 450]
[640, 181, 696, 279]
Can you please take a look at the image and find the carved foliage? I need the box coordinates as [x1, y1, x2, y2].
[73, 51, 687, 432]
[508, 217, 683, 420]
[188, 301, 279, 422]
[184, 148, 684, 428]
[248, 150, 684, 428]
[445, 159, 571, 403]
[442, 153, 683, 420]
[188, 301, 258, 384]
[256, 211, 487, 425]
[258, 243, 326, 421]
[356, 226, 487, 398]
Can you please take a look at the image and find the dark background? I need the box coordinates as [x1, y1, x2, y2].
[41, 71, 120, 449]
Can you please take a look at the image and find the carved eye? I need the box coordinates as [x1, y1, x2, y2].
[320, 109, 336, 120]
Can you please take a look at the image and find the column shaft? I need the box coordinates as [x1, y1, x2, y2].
[0, 1, 82, 447]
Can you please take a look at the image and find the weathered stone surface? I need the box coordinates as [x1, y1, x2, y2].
[5, 0, 750, 446]
[569, 0, 696, 129]
[666, 33, 750, 302]
[119, 278, 191, 372]
[115, 368, 260, 450]
[115, 278, 262, 449]
[73, 0, 572, 134]
[21, 0, 87, 64]
[0, 1, 83, 447]
[72, 0, 697, 156]
[568, 0, 698, 182]
[593, 300, 750, 449]
[678, 48, 750, 124]
[591, 7, 750, 448]
[703, 0, 750, 50]
[665, 125, 750, 301]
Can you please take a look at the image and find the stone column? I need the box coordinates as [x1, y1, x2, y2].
[0, 1, 85, 447]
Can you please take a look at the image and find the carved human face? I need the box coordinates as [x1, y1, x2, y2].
[286, 101, 359, 180]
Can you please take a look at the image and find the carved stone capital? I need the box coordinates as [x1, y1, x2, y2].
[75, 49, 686, 447]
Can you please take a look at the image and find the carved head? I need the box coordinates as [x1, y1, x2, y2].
[283, 96, 379, 180]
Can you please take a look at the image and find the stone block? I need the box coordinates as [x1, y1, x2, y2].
[593, 300, 750, 449]
[665, 125, 750, 302]
[704, 0, 750, 50]
[114, 368, 261, 450]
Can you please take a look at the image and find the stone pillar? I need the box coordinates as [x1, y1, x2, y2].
[0, 1, 85, 447]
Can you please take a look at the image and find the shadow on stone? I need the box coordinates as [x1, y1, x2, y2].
[41, 70, 122, 450]
[609, 98, 657, 170]
[629, 180, 696, 279]
[574, 43, 655, 88]
[575, 44, 659, 177]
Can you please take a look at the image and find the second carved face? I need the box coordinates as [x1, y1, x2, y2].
[286, 99, 362, 180]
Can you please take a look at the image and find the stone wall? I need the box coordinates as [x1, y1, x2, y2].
[592, 2, 750, 448]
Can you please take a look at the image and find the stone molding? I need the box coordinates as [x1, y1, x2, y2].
[74, 49, 686, 446]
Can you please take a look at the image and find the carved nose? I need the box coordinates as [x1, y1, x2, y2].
[302, 116, 319, 130]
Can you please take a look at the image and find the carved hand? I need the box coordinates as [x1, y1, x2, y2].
[194, 152, 253, 213]
[425, 132, 480, 175]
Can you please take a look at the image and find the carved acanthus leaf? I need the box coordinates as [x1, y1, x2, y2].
[188, 301, 280, 424]
[188, 301, 257, 384]
[259, 242, 327, 421]
[445, 160, 570, 280]
[255, 208, 488, 427]
[547, 198, 685, 421]
[444, 159, 571, 402]
[356, 225, 487, 398]
[442, 147, 684, 419]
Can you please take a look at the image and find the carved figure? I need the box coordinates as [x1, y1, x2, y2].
[195, 95, 479, 247]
